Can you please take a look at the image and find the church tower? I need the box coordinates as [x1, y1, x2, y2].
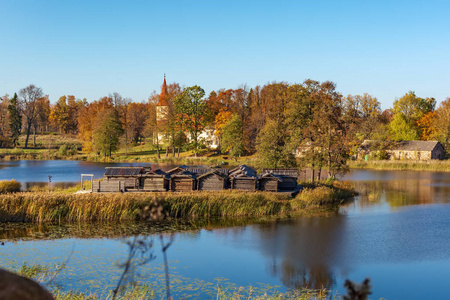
[156, 74, 169, 124]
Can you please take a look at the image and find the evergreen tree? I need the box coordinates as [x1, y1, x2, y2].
[93, 109, 123, 157]
[8, 93, 22, 147]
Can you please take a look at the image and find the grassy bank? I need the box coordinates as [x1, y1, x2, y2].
[0, 182, 355, 223]
[348, 159, 450, 172]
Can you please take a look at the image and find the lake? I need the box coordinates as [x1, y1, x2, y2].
[0, 161, 449, 299]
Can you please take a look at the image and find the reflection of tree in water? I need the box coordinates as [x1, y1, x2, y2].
[255, 215, 346, 290]
[354, 177, 450, 209]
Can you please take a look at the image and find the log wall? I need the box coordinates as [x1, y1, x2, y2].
[171, 179, 195, 192]
[198, 175, 226, 191]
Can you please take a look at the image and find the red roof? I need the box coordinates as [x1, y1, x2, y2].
[158, 75, 169, 106]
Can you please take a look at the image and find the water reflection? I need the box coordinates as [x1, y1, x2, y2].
[257, 216, 346, 289]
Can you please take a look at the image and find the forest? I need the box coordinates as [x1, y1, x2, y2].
[0, 80, 449, 175]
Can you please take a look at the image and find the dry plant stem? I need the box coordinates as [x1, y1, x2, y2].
[160, 233, 174, 300]
[112, 236, 137, 300]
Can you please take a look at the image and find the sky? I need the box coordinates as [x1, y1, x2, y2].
[1, 0, 449, 109]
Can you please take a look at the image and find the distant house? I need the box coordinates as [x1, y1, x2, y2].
[360, 140, 446, 160]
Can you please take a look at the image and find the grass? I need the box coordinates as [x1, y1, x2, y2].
[348, 159, 450, 172]
[0, 179, 21, 194]
[0, 184, 356, 223]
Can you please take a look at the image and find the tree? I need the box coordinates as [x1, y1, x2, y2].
[18, 84, 43, 148]
[301, 81, 349, 179]
[221, 114, 244, 157]
[0, 95, 10, 138]
[256, 119, 296, 169]
[434, 98, 450, 150]
[93, 109, 123, 157]
[393, 91, 435, 125]
[127, 102, 149, 143]
[174, 86, 208, 157]
[50, 96, 70, 133]
[8, 93, 21, 147]
[77, 96, 113, 152]
[417, 111, 437, 140]
[389, 113, 419, 141]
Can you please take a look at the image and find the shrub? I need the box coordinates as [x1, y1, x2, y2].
[0, 180, 21, 194]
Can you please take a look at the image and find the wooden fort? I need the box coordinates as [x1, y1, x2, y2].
[92, 165, 301, 194]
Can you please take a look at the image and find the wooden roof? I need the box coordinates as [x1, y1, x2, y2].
[167, 165, 189, 174]
[169, 170, 197, 179]
[259, 172, 283, 182]
[142, 169, 167, 177]
[197, 170, 228, 180]
[104, 167, 144, 177]
[262, 168, 299, 177]
[229, 164, 257, 179]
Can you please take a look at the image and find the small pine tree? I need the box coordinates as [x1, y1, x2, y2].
[8, 93, 22, 147]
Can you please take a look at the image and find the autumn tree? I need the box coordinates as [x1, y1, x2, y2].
[417, 111, 438, 140]
[127, 102, 149, 143]
[8, 93, 22, 147]
[434, 98, 450, 151]
[77, 96, 114, 152]
[18, 84, 44, 148]
[0, 95, 10, 139]
[301, 81, 349, 179]
[50, 96, 70, 133]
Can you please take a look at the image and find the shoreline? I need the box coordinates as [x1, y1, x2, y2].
[348, 160, 450, 172]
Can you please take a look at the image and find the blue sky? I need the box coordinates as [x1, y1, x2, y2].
[1, 0, 449, 109]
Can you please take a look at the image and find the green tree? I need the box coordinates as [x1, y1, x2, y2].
[93, 109, 123, 157]
[174, 86, 208, 157]
[393, 91, 435, 124]
[389, 113, 419, 141]
[8, 93, 22, 147]
[221, 114, 244, 157]
[256, 119, 296, 169]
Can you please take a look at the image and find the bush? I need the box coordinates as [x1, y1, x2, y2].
[0, 180, 21, 194]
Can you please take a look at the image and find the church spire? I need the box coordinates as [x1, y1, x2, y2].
[158, 74, 168, 106]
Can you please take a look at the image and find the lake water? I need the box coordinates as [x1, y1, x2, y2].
[0, 161, 449, 299]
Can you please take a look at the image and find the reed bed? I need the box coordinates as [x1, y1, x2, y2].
[0, 179, 21, 194]
[0, 191, 296, 223]
[348, 159, 450, 172]
[0, 182, 356, 223]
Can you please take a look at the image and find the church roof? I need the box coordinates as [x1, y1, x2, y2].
[158, 75, 169, 106]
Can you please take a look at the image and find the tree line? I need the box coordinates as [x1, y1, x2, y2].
[1, 81, 449, 172]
